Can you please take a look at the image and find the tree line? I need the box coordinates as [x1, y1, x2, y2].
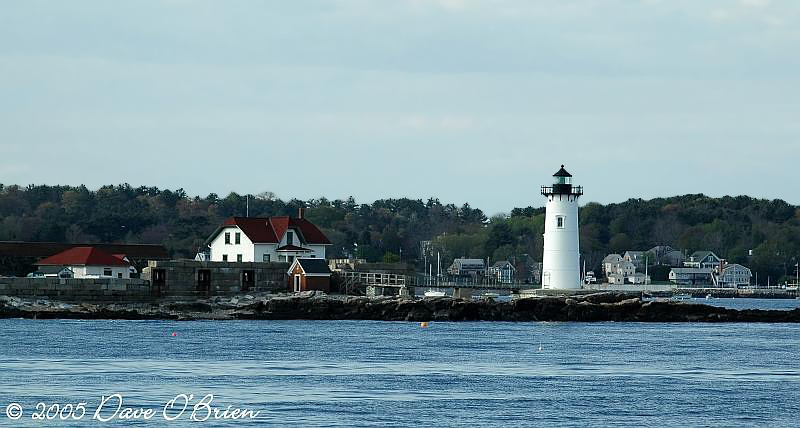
[1, 184, 798, 284]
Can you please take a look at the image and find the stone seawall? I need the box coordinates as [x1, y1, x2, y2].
[1, 292, 798, 322]
[0, 278, 151, 302]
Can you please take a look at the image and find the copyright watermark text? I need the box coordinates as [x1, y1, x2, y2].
[4, 394, 260, 422]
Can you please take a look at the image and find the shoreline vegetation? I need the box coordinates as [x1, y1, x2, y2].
[2, 292, 798, 323]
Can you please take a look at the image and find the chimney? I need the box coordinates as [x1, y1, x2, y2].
[298, 207, 305, 219]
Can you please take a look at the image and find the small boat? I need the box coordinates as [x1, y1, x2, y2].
[481, 292, 500, 299]
[424, 289, 446, 298]
[671, 293, 692, 301]
[705, 294, 712, 299]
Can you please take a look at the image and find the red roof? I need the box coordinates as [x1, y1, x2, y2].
[215, 216, 331, 245]
[36, 247, 131, 267]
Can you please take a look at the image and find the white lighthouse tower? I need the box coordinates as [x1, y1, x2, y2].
[541, 165, 583, 289]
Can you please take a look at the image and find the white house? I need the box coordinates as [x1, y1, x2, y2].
[717, 264, 752, 288]
[34, 246, 133, 279]
[206, 209, 331, 264]
[602, 254, 624, 275]
[627, 272, 651, 285]
[488, 261, 516, 284]
[623, 251, 647, 269]
[609, 260, 636, 277]
[669, 267, 714, 286]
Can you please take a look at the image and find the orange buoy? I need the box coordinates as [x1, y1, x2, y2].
[171, 332, 178, 337]
[419, 322, 429, 328]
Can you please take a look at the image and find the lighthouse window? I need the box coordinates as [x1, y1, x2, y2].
[557, 216, 565, 229]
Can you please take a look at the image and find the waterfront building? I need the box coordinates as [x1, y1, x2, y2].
[0, 241, 168, 277]
[669, 267, 714, 286]
[683, 251, 722, 270]
[288, 258, 332, 293]
[488, 261, 516, 284]
[602, 254, 624, 276]
[34, 246, 135, 279]
[541, 165, 583, 289]
[447, 258, 486, 277]
[205, 208, 331, 264]
[623, 251, 647, 269]
[717, 263, 752, 288]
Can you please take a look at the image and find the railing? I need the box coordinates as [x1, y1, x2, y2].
[541, 185, 583, 196]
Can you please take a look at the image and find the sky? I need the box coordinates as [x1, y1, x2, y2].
[1, 0, 799, 215]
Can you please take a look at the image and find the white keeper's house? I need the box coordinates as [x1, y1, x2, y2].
[205, 208, 331, 264]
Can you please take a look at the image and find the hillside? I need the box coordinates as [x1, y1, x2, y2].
[0, 184, 798, 283]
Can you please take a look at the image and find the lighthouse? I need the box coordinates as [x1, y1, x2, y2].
[541, 165, 583, 289]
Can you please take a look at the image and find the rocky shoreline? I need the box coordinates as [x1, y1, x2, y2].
[2, 292, 799, 322]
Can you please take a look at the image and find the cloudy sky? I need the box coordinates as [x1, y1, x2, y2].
[1, 0, 798, 214]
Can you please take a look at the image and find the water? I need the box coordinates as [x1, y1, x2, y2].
[688, 297, 800, 311]
[0, 319, 799, 427]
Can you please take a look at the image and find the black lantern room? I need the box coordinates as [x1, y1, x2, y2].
[541, 165, 583, 197]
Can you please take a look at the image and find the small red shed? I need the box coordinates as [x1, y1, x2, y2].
[287, 258, 332, 293]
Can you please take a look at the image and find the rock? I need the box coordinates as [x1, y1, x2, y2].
[0, 292, 798, 323]
[167, 302, 212, 313]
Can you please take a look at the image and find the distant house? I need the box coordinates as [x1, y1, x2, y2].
[718, 264, 752, 288]
[669, 267, 714, 286]
[647, 245, 684, 266]
[603, 256, 649, 285]
[602, 254, 624, 276]
[287, 258, 332, 293]
[609, 260, 636, 277]
[205, 208, 331, 265]
[684, 251, 722, 270]
[623, 251, 647, 269]
[488, 261, 516, 284]
[607, 273, 626, 285]
[447, 258, 485, 277]
[34, 247, 134, 279]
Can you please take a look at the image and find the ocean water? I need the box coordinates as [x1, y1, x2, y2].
[0, 319, 798, 427]
[687, 297, 800, 311]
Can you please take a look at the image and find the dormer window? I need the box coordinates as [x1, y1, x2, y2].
[287, 231, 294, 245]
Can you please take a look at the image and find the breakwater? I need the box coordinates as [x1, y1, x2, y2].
[1, 292, 799, 322]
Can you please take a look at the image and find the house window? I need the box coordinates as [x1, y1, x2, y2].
[263, 254, 271, 262]
[103, 268, 112, 277]
[225, 232, 231, 244]
[288, 256, 295, 264]
[117, 272, 123, 278]
[222, 255, 228, 262]
[235, 232, 241, 244]
[287, 231, 294, 245]
[279, 255, 287, 262]
[237, 254, 243, 262]
[556, 216, 565, 229]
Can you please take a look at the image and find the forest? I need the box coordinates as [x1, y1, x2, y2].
[1, 183, 799, 284]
